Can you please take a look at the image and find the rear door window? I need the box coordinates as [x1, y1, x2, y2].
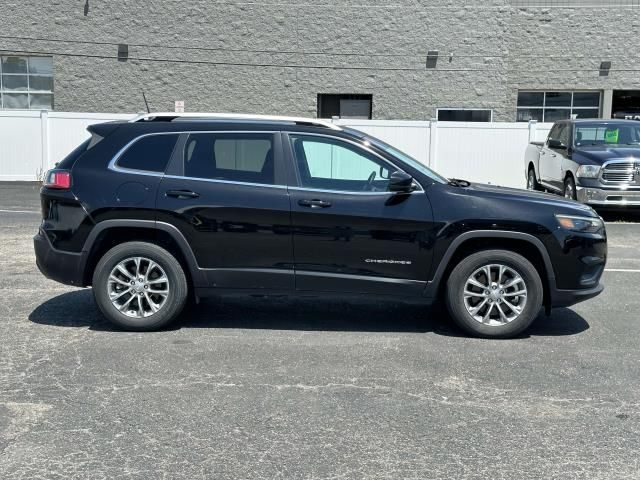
[183, 133, 276, 185]
[117, 134, 179, 173]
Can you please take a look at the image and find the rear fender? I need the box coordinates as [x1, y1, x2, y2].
[79, 220, 206, 287]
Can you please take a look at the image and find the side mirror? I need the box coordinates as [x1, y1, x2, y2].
[548, 139, 567, 150]
[388, 170, 414, 193]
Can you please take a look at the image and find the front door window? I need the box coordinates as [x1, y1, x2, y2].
[289, 135, 394, 192]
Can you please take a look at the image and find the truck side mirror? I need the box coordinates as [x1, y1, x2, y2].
[548, 139, 567, 150]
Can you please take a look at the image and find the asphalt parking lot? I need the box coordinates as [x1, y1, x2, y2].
[1, 182, 639, 479]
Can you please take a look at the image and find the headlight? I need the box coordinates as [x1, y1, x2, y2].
[555, 214, 604, 233]
[576, 165, 601, 178]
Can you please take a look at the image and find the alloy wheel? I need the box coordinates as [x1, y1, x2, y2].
[107, 257, 170, 318]
[463, 263, 528, 326]
[564, 183, 574, 199]
[527, 171, 535, 190]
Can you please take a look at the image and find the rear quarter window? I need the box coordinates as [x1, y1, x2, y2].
[116, 134, 179, 173]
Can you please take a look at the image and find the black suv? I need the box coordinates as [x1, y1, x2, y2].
[34, 113, 607, 338]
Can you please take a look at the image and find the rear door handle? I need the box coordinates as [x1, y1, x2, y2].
[166, 189, 200, 199]
[298, 199, 332, 209]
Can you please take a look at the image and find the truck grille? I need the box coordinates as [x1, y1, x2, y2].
[601, 161, 639, 184]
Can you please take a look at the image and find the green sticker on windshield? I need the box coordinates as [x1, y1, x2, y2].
[604, 129, 619, 143]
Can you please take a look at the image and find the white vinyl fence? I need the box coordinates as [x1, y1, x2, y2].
[335, 119, 553, 188]
[0, 110, 134, 181]
[0, 110, 552, 188]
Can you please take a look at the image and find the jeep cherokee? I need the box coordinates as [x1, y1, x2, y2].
[34, 113, 607, 338]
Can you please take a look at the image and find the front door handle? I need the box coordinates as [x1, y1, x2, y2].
[166, 189, 200, 199]
[298, 199, 332, 209]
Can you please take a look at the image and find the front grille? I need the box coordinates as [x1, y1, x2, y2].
[601, 161, 639, 184]
[602, 171, 635, 182]
[605, 162, 635, 171]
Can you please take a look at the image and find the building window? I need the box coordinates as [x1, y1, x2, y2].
[0, 56, 54, 110]
[437, 109, 492, 122]
[517, 91, 600, 122]
[318, 94, 372, 119]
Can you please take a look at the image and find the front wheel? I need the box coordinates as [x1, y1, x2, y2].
[527, 168, 540, 191]
[92, 242, 188, 331]
[445, 250, 543, 338]
[564, 176, 577, 200]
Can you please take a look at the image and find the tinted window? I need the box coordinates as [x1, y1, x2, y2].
[544, 109, 571, 122]
[437, 109, 492, 122]
[549, 124, 568, 145]
[317, 94, 373, 119]
[573, 92, 600, 108]
[558, 124, 570, 146]
[545, 92, 572, 107]
[517, 92, 544, 107]
[547, 124, 561, 143]
[290, 135, 394, 192]
[517, 91, 601, 122]
[117, 134, 178, 172]
[184, 133, 275, 184]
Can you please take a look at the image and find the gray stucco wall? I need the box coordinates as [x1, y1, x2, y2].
[0, 1, 638, 120]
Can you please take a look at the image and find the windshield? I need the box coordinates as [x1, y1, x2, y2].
[574, 123, 640, 147]
[343, 128, 448, 184]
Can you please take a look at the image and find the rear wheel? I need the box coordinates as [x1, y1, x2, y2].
[527, 168, 541, 191]
[92, 242, 188, 331]
[445, 249, 543, 338]
[564, 176, 577, 200]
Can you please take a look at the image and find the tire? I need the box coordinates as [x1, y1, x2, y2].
[527, 168, 541, 191]
[445, 249, 543, 339]
[564, 176, 577, 200]
[92, 242, 188, 331]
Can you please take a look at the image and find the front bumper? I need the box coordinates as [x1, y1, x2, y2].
[34, 230, 87, 287]
[577, 186, 640, 206]
[550, 282, 604, 308]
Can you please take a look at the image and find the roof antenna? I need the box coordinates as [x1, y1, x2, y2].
[142, 91, 150, 113]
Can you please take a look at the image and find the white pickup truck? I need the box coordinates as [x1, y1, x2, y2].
[525, 119, 640, 207]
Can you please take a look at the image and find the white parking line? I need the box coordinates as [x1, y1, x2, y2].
[605, 269, 640, 273]
[0, 209, 39, 214]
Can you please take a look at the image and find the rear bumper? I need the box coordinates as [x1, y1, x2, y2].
[34, 230, 87, 287]
[550, 282, 604, 308]
[577, 186, 640, 206]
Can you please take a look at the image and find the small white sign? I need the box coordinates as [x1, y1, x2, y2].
[175, 101, 185, 113]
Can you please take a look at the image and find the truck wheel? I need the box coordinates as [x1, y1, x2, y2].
[446, 249, 543, 338]
[564, 176, 577, 200]
[527, 168, 540, 191]
[92, 242, 188, 331]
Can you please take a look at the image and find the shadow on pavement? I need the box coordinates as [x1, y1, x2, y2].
[29, 289, 590, 338]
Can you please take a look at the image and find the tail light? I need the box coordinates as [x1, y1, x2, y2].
[43, 170, 72, 190]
